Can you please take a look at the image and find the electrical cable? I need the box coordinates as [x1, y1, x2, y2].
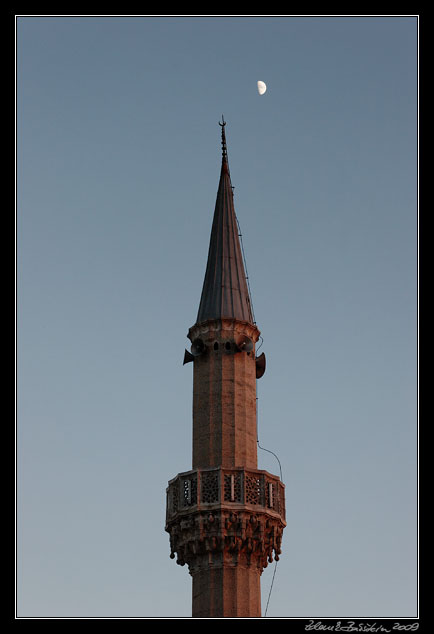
[264, 559, 278, 617]
[235, 188, 282, 617]
[256, 379, 283, 616]
[236, 215, 256, 326]
[256, 382, 283, 481]
[257, 442, 283, 483]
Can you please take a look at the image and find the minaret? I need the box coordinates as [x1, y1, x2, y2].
[165, 119, 286, 618]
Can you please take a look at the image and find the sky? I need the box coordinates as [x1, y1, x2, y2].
[16, 15, 418, 619]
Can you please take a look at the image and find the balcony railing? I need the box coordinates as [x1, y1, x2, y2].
[166, 466, 285, 523]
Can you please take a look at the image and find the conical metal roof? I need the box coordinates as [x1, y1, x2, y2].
[196, 120, 254, 325]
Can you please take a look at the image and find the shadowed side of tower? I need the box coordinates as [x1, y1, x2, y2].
[165, 119, 286, 618]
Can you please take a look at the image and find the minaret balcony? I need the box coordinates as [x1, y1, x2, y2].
[166, 467, 285, 522]
[166, 466, 285, 522]
[165, 467, 286, 574]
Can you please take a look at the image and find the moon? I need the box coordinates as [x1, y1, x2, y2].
[257, 80, 267, 95]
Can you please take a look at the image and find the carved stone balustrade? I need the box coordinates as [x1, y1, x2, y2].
[165, 467, 286, 576]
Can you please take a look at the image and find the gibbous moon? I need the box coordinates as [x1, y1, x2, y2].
[257, 80, 267, 95]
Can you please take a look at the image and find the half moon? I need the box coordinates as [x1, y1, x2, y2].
[257, 80, 267, 95]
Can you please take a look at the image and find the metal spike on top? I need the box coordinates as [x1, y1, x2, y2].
[219, 115, 227, 161]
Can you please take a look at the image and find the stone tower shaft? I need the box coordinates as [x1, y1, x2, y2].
[189, 317, 260, 471]
[165, 120, 286, 618]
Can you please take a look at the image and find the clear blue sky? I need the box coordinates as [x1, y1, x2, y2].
[17, 15, 418, 618]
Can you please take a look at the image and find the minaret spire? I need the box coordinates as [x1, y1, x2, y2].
[196, 119, 254, 325]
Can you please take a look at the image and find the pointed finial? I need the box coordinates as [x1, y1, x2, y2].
[219, 115, 227, 162]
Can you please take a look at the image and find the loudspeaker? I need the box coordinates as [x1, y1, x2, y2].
[191, 338, 205, 356]
[255, 352, 266, 378]
[183, 349, 195, 365]
[235, 335, 254, 353]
